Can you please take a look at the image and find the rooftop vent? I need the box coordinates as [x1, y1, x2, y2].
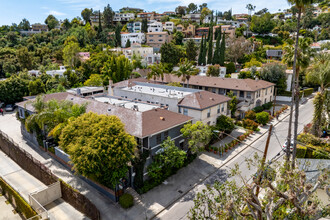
[160, 117, 165, 120]
[210, 97, 214, 101]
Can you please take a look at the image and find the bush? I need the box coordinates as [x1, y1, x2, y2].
[297, 133, 326, 147]
[262, 102, 273, 110]
[253, 106, 264, 113]
[245, 110, 256, 120]
[303, 88, 313, 97]
[243, 119, 259, 131]
[296, 146, 307, 158]
[119, 193, 134, 209]
[256, 112, 270, 125]
[216, 115, 235, 134]
[312, 149, 330, 159]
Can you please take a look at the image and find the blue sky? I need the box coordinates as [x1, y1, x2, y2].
[0, 0, 292, 25]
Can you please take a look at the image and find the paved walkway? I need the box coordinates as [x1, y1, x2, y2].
[0, 194, 22, 220]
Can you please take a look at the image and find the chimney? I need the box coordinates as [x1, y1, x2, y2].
[108, 80, 114, 96]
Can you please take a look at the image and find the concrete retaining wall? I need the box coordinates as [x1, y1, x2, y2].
[277, 96, 292, 102]
[29, 181, 62, 207]
[55, 147, 71, 164]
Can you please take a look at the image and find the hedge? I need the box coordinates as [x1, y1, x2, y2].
[0, 177, 37, 218]
[278, 90, 303, 98]
[296, 146, 307, 158]
[303, 88, 313, 97]
[119, 193, 134, 209]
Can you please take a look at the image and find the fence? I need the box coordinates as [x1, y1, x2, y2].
[0, 130, 100, 220]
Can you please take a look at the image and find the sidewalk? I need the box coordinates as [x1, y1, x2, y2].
[0, 113, 125, 220]
[0, 193, 22, 220]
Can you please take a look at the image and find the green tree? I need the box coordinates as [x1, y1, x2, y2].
[28, 79, 45, 96]
[173, 58, 199, 87]
[84, 74, 103, 86]
[0, 76, 28, 104]
[147, 63, 167, 82]
[260, 63, 287, 93]
[81, 8, 93, 24]
[141, 19, 148, 33]
[59, 112, 137, 188]
[311, 92, 325, 136]
[207, 26, 213, 64]
[45, 15, 59, 30]
[181, 121, 212, 153]
[125, 39, 131, 48]
[103, 4, 114, 29]
[61, 19, 71, 31]
[250, 13, 275, 34]
[219, 32, 226, 65]
[63, 41, 80, 68]
[216, 115, 235, 134]
[187, 3, 198, 14]
[147, 137, 187, 182]
[206, 65, 219, 77]
[173, 31, 184, 45]
[212, 29, 221, 64]
[244, 58, 262, 68]
[115, 24, 122, 47]
[225, 62, 236, 74]
[185, 39, 198, 62]
[102, 55, 133, 83]
[160, 42, 185, 66]
[228, 91, 238, 117]
[18, 18, 30, 30]
[17, 47, 33, 70]
[306, 53, 330, 93]
[198, 36, 205, 65]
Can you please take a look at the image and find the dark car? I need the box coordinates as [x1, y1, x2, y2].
[5, 104, 15, 112]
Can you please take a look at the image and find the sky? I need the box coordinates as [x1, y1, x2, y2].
[0, 0, 292, 25]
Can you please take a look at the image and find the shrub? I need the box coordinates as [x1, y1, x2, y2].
[312, 149, 330, 159]
[119, 193, 134, 209]
[296, 146, 307, 158]
[243, 119, 259, 131]
[262, 102, 273, 110]
[253, 106, 264, 113]
[297, 133, 326, 147]
[245, 110, 256, 120]
[216, 115, 235, 134]
[303, 88, 313, 97]
[256, 112, 270, 125]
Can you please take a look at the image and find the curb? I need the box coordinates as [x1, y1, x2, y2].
[150, 107, 294, 219]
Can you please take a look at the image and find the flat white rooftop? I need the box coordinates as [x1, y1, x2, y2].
[94, 96, 158, 112]
[121, 84, 194, 99]
[67, 87, 104, 95]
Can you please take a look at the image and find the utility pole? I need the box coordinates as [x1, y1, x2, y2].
[272, 88, 277, 117]
[256, 124, 273, 196]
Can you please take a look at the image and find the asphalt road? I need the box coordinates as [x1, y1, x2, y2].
[156, 99, 315, 220]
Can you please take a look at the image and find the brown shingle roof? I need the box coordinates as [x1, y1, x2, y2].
[16, 92, 192, 138]
[156, 74, 274, 92]
[178, 90, 231, 110]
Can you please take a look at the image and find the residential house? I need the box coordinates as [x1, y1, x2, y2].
[182, 37, 202, 44]
[163, 11, 176, 16]
[67, 86, 104, 97]
[46, 66, 74, 77]
[113, 13, 135, 24]
[121, 32, 146, 47]
[20, 23, 49, 35]
[215, 25, 236, 38]
[16, 91, 192, 185]
[113, 81, 230, 125]
[153, 74, 275, 118]
[154, 13, 167, 22]
[90, 12, 102, 26]
[137, 12, 156, 21]
[119, 7, 144, 13]
[127, 21, 142, 33]
[146, 32, 172, 51]
[196, 27, 209, 37]
[164, 22, 175, 33]
[78, 52, 90, 62]
[182, 13, 201, 23]
[197, 65, 226, 78]
[147, 21, 163, 32]
[266, 49, 283, 60]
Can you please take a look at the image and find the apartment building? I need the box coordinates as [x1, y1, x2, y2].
[182, 13, 201, 23]
[121, 33, 146, 47]
[153, 74, 275, 118]
[137, 12, 155, 21]
[163, 11, 176, 16]
[127, 21, 142, 33]
[147, 21, 163, 32]
[113, 13, 135, 24]
[196, 27, 209, 37]
[146, 32, 172, 51]
[164, 22, 175, 33]
[112, 81, 230, 125]
[196, 65, 226, 77]
[119, 7, 143, 13]
[220, 25, 236, 38]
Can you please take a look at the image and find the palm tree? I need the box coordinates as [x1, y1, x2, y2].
[306, 53, 330, 93]
[284, 0, 315, 168]
[173, 58, 199, 88]
[147, 63, 167, 83]
[246, 4, 256, 16]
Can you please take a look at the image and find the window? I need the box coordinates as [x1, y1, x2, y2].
[233, 91, 237, 96]
[221, 104, 224, 112]
[149, 35, 154, 37]
[158, 39, 163, 42]
[247, 92, 251, 99]
[212, 88, 216, 93]
[239, 91, 244, 98]
[159, 35, 162, 37]
[265, 89, 267, 95]
[164, 131, 169, 139]
[178, 107, 181, 113]
[156, 134, 161, 145]
[207, 109, 211, 118]
[183, 108, 188, 115]
[217, 105, 220, 113]
[149, 39, 154, 42]
[265, 98, 267, 103]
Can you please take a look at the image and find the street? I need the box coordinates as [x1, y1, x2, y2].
[155, 99, 314, 220]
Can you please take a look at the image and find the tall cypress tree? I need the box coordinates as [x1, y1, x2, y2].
[219, 32, 225, 66]
[207, 26, 213, 64]
[212, 28, 221, 64]
[198, 36, 204, 65]
[202, 34, 207, 65]
[98, 11, 102, 33]
[115, 24, 121, 47]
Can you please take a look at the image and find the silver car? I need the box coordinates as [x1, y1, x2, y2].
[5, 104, 15, 112]
[282, 139, 294, 152]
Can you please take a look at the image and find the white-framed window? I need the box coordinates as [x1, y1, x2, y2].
[183, 108, 188, 115]
[217, 105, 220, 113]
[207, 109, 211, 118]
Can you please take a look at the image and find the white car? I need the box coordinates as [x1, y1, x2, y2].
[282, 139, 294, 152]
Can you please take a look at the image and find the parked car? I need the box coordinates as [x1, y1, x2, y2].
[5, 104, 15, 112]
[282, 139, 294, 153]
